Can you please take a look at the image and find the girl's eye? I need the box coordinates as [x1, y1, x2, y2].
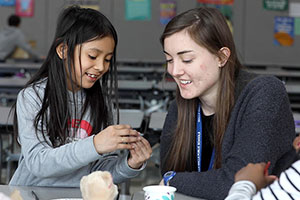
[166, 59, 173, 64]
[105, 59, 112, 63]
[89, 55, 96, 60]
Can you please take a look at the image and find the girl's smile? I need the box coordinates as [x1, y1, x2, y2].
[67, 36, 115, 91]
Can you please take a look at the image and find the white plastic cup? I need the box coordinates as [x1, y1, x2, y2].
[143, 185, 177, 200]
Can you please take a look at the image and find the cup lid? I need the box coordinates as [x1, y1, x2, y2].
[143, 185, 177, 193]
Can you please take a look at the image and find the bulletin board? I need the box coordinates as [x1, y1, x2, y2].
[107, 0, 199, 63]
[233, 0, 300, 68]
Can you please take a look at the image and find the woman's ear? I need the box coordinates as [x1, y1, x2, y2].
[56, 43, 68, 59]
[218, 47, 231, 67]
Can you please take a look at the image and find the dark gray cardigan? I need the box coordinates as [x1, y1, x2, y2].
[160, 70, 295, 200]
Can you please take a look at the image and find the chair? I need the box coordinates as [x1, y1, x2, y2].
[0, 106, 19, 184]
[118, 109, 145, 195]
[293, 112, 300, 135]
[147, 111, 167, 167]
[119, 109, 144, 129]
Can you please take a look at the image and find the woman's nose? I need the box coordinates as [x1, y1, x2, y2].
[169, 61, 183, 77]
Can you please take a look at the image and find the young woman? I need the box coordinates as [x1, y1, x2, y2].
[9, 5, 152, 187]
[159, 7, 295, 199]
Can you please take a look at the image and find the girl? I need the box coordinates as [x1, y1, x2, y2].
[9, 5, 152, 187]
[225, 136, 300, 200]
[159, 7, 295, 199]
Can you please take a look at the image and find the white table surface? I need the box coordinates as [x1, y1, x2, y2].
[0, 185, 203, 200]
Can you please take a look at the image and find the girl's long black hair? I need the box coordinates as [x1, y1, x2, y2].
[13, 5, 119, 147]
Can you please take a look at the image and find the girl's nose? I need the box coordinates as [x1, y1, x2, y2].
[94, 61, 105, 72]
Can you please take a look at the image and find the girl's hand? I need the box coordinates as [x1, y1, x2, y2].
[93, 124, 141, 154]
[127, 137, 152, 169]
[235, 162, 277, 191]
[293, 135, 300, 152]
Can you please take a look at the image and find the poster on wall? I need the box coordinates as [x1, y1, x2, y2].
[274, 16, 294, 46]
[197, 0, 233, 5]
[294, 18, 300, 35]
[67, 0, 100, 10]
[263, 0, 288, 11]
[16, 0, 34, 17]
[197, 3, 233, 32]
[125, 0, 151, 21]
[289, 2, 300, 17]
[0, 0, 15, 6]
[160, 0, 176, 25]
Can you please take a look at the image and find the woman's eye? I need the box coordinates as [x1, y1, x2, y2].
[89, 55, 96, 60]
[183, 59, 192, 63]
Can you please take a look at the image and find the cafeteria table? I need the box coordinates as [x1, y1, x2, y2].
[0, 185, 203, 200]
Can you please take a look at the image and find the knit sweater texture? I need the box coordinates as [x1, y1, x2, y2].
[160, 70, 295, 200]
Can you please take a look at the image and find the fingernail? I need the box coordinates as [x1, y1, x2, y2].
[297, 142, 300, 147]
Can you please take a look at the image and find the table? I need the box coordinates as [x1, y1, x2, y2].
[0, 62, 41, 74]
[0, 106, 14, 183]
[132, 191, 202, 200]
[0, 77, 30, 93]
[0, 185, 203, 200]
[0, 185, 83, 200]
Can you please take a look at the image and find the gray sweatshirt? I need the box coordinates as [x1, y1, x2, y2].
[9, 79, 144, 187]
[0, 26, 39, 60]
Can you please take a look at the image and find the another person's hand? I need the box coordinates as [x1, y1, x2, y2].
[293, 135, 300, 152]
[235, 162, 277, 191]
[93, 124, 141, 154]
[127, 137, 152, 169]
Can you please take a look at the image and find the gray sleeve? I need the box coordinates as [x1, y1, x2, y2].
[90, 151, 146, 184]
[17, 87, 144, 182]
[16, 88, 100, 178]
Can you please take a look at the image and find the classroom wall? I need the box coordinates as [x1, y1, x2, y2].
[0, 0, 66, 57]
[0, 1, 299, 67]
[234, 0, 300, 67]
[0, 0, 228, 62]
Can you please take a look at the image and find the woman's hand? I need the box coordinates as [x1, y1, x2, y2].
[127, 137, 152, 169]
[293, 135, 300, 152]
[93, 124, 141, 154]
[159, 179, 165, 185]
[235, 162, 277, 191]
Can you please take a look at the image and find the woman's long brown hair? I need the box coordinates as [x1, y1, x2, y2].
[160, 7, 242, 170]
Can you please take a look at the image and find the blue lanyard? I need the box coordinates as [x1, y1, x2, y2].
[196, 103, 215, 172]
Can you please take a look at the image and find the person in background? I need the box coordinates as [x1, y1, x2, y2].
[9, 5, 152, 187]
[0, 14, 40, 62]
[159, 7, 295, 200]
[225, 135, 300, 200]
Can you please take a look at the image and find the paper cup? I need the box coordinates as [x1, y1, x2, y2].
[143, 185, 177, 200]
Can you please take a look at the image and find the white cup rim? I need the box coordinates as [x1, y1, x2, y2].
[143, 185, 177, 193]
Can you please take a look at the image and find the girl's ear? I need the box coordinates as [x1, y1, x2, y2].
[56, 43, 68, 59]
[218, 47, 231, 68]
